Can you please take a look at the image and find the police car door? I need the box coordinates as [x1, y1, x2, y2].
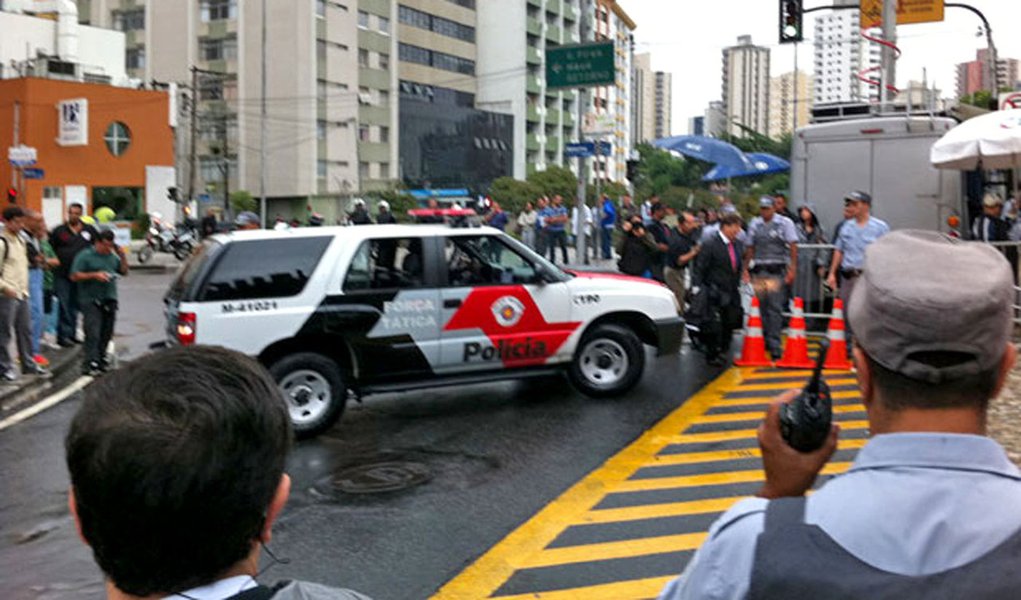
[337, 236, 441, 383]
[438, 234, 572, 374]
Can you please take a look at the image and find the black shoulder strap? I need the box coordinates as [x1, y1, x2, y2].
[223, 580, 291, 600]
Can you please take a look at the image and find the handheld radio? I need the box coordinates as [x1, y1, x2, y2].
[779, 339, 833, 452]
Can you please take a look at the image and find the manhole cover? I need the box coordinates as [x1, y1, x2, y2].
[331, 461, 432, 494]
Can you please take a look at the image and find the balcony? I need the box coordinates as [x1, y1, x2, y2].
[546, 0, 561, 14]
[526, 76, 541, 94]
[526, 133, 541, 152]
[562, 111, 575, 128]
[527, 45, 543, 65]
[527, 103, 541, 123]
[563, 3, 578, 22]
[545, 134, 561, 150]
[528, 0, 541, 6]
[547, 108, 562, 124]
[527, 17, 542, 37]
[545, 24, 561, 43]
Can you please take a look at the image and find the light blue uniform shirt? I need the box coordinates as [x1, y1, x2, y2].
[658, 433, 1021, 600]
[834, 215, 889, 269]
[746, 214, 798, 265]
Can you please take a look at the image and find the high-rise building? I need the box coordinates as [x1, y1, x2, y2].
[632, 52, 655, 143]
[956, 49, 1020, 98]
[396, 1, 513, 191]
[653, 70, 671, 139]
[688, 116, 704, 136]
[812, 10, 881, 105]
[476, 0, 581, 180]
[768, 70, 813, 138]
[80, 0, 397, 220]
[705, 100, 726, 137]
[578, 0, 635, 184]
[721, 35, 769, 138]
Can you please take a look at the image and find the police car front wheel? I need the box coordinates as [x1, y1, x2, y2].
[269, 353, 347, 439]
[569, 324, 644, 398]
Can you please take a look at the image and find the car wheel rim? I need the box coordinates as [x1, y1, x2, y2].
[579, 339, 629, 388]
[279, 369, 332, 425]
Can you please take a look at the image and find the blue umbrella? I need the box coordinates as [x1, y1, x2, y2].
[652, 135, 756, 171]
[702, 152, 791, 182]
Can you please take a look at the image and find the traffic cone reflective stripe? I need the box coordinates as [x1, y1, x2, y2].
[735, 296, 773, 367]
[824, 298, 853, 370]
[777, 297, 814, 369]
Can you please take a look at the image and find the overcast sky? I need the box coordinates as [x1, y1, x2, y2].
[620, 0, 1021, 135]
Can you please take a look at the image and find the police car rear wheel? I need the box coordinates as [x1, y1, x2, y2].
[270, 353, 346, 439]
[569, 324, 644, 398]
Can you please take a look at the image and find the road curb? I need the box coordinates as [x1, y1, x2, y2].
[0, 344, 84, 425]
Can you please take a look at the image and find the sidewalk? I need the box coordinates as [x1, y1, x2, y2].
[0, 342, 83, 418]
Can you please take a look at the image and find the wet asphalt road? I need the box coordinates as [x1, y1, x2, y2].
[0, 271, 719, 600]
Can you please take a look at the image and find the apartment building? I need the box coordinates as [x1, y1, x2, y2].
[813, 9, 881, 105]
[956, 48, 1020, 98]
[721, 35, 769, 138]
[632, 52, 654, 143]
[653, 70, 670, 139]
[768, 70, 813, 138]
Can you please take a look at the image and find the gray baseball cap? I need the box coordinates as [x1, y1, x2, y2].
[234, 211, 259, 227]
[847, 230, 1013, 383]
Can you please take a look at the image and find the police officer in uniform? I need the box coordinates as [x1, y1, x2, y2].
[659, 230, 1021, 600]
[743, 196, 798, 360]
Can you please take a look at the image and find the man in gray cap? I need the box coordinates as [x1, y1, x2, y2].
[233, 211, 260, 231]
[743, 196, 798, 360]
[658, 230, 1020, 600]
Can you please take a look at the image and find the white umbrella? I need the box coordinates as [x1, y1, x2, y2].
[931, 109, 1021, 170]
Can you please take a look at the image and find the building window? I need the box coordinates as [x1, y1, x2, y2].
[359, 162, 370, 180]
[379, 126, 389, 143]
[359, 124, 370, 142]
[398, 43, 430, 67]
[399, 43, 474, 75]
[126, 48, 145, 70]
[317, 120, 326, 140]
[378, 52, 389, 70]
[358, 10, 369, 28]
[201, 0, 236, 22]
[317, 160, 327, 178]
[358, 49, 370, 67]
[316, 0, 326, 17]
[379, 162, 390, 179]
[378, 90, 389, 106]
[114, 8, 145, 31]
[398, 6, 474, 42]
[201, 37, 237, 61]
[378, 15, 390, 34]
[104, 122, 132, 157]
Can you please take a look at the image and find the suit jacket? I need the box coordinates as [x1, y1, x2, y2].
[693, 233, 743, 308]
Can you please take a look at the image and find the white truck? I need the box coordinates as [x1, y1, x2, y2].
[790, 115, 964, 233]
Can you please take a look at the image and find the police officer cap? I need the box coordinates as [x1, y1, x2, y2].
[983, 193, 1004, 207]
[847, 230, 1013, 383]
[234, 211, 259, 227]
[844, 190, 872, 205]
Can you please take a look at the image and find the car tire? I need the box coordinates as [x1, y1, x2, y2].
[269, 353, 347, 439]
[568, 324, 645, 398]
[173, 242, 193, 261]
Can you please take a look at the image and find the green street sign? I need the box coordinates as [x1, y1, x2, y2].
[546, 42, 616, 90]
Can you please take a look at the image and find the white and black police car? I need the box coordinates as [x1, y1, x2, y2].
[164, 225, 683, 438]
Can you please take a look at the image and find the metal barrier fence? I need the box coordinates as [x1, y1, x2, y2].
[777, 241, 1021, 328]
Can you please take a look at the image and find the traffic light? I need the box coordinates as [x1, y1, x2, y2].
[626, 159, 639, 182]
[779, 0, 803, 44]
[6, 187, 16, 204]
[167, 186, 180, 203]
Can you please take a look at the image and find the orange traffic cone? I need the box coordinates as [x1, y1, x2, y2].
[777, 297, 814, 369]
[823, 298, 853, 370]
[735, 296, 773, 367]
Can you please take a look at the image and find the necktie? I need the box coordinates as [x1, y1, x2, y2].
[727, 242, 737, 271]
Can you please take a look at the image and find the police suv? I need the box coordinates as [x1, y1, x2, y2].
[164, 225, 683, 438]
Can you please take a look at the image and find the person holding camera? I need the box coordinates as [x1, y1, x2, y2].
[70, 230, 128, 376]
[659, 230, 1021, 599]
[615, 216, 657, 277]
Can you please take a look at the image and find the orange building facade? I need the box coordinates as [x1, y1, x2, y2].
[0, 77, 174, 226]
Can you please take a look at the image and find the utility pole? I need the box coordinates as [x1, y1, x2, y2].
[188, 66, 198, 207]
[880, 0, 898, 109]
[221, 114, 231, 222]
[259, 0, 268, 227]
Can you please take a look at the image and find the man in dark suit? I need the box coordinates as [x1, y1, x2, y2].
[691, 213, 745, 366]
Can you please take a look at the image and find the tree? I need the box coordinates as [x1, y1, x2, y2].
[230, 190, 257, 214]
[488, 177, 540, 214]
[527, 165, 578, 200]
[960, 90, 995, 110]
[632, 143, 704, 198]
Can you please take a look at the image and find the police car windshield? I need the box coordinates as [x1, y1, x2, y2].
[166, 241, 222, 302]
[499, 234, 570, 282]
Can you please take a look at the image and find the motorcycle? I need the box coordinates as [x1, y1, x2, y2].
[138, 213, 196, 263]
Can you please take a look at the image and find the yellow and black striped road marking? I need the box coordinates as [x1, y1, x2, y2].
[432, 364, 866, 600]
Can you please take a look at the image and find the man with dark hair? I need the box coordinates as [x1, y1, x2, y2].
[690, 213, 744, 367]
[70, 229, 127, 375]
[660, 230, 1020, 599]
[49, 202, 98, 347]
[66, 346, 371, 599]
[0, 206, 45, 380]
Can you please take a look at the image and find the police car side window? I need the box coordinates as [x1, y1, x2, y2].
[343, 238, 425, 292]
[445, 236, 536, 286]
[198, 237, 330, 301]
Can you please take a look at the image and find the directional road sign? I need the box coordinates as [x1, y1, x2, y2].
[564, 141, 612, 158]
[7, 145, 37, 167]
[22, 168, 44, 180]
[860, 0, 943, 28]
[546, 42, 615, 90]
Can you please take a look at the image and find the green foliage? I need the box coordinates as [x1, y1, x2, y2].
[230, 190, 257, 214]
[725, 131, 793, 160]
[132, 212, 150, 240]
[585, 180, 629, 202]
[632, 143, 705, 198]
[960, 90, 995, 110]
[488, 177, 541, 215]
[527, 165, 578, 200]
